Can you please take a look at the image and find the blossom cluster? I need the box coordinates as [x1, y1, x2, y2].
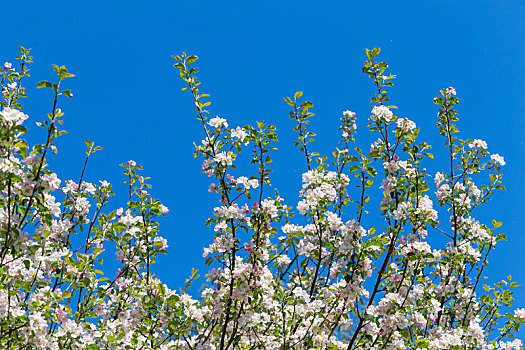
[0, 47, 521, 350]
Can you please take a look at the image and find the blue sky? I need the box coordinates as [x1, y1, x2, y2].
[5, 0, 525, 331]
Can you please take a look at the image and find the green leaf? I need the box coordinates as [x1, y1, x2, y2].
[366, 166, 377, 177]
[300, 101, 313, 108]
[167, 295, 181, 305]
[186, 55, 199, 65]
[36, 80, 52, 89]
[416, 340, 429, 349]
[61, 89, 73, 97]
[365, 48, 372, 61]
[366, 47, 381, 61]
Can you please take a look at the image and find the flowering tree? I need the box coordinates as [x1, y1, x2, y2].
[0, 46, 524, 349]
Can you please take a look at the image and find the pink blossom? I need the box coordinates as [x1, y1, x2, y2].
[491, 153, 506, 166]
[208, 116, 228, 128]
[371, 105, 394, 122]
[468, 139, 488, 149]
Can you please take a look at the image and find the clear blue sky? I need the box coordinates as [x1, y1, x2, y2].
[5, 0, 525, 329]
